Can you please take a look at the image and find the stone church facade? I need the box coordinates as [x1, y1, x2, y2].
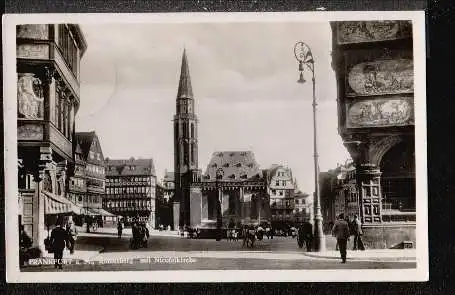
[172, 50, 270, 233]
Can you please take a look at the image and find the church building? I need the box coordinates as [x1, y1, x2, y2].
[172, 50, 270, 234]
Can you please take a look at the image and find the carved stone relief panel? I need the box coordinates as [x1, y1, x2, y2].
[346, 97, 414, 128]
[17, 25, 49, 40]
[345, 49, 414, 97]
[17, 44, 50, 60]
[337, 21, 412, 44]
[17, 124, 43, 140]
[348, 59, 413, 96]
[17, 73, 44, 119]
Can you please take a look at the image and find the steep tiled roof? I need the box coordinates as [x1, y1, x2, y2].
[75, 131, 95, 159]
[105, 157, 156, 177]
[75, 131, 104, 165]
[204, 151, 262, 181]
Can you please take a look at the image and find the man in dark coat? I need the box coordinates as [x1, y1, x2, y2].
[19, 225, 32, 266]
[332, 213, 351, 263]
[302, 219, 314, 252]
[117, 221, 123, 238]
[352, 215, 365, 250]
[50, 217, 69, 269]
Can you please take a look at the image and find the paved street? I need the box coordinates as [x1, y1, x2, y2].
[21, 227, 416, 271]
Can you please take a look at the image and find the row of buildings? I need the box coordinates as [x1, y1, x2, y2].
[170, 50, 313, 235]
[15, 25, 160, 255]
[15, 23, 311, 255]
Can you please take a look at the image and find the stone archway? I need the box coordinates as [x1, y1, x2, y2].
[369, 135, 403, 166]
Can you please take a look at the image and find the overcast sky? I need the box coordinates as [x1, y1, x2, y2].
[76, 21, 351, 194]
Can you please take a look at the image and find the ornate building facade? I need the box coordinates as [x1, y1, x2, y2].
[74, 132, 106, 213]
[267, 165, 296, 229]
[103, 158, 157, 225]
[330, 21, 416, 248]
[17, 24, 87, 253]
[172, 51, 270, 233]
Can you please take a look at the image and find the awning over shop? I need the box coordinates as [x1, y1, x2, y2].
[43, 190, 82, 215]
[84, 208, 117, 217]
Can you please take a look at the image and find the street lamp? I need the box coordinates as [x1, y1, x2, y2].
[294, 41, 325, 252]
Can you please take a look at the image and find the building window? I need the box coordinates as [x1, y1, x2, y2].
[276, 180, 280, 186]
[58, 24, 78, 76]
[190, 123, 194, 138]
[295, 199, 299, 204]
[279, 190, 283, 196]
[282, 181, 286, 186]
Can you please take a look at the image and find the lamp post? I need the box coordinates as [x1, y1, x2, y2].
[294, 41, 325, 252]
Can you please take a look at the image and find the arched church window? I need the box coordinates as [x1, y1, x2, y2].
[190, 123, 194, 138]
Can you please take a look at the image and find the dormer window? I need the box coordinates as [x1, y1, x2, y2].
[235, 163, 242, 167]
[241, 174, 247, 179]
[223, 163, 229, 168]
[229, 174, 235, 179]
[247, 163, 254, 168]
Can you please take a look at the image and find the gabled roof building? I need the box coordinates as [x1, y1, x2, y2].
[103, 157, 157, 225]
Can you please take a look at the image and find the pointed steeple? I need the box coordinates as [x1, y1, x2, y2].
[177, 48, 193, 99]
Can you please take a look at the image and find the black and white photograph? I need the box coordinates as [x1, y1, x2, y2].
[3, 12, 427, 282]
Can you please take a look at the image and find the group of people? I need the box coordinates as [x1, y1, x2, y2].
[129, 221, 150, 249]
[331, 213, 365, 263]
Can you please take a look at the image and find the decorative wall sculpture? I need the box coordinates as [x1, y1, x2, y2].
[346, 97, 414, 128]
[17, 73, 44, 119]
[17, 44, 50, 60]
[17, 124, 43, 140]
[17, 24, 49, 40]
[347, 59, 414, 96]
[337, 21, 412, 44]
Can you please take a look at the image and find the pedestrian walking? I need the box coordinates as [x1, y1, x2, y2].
[66, 219, 78, 254]
[117, 220, 123, 238]
[19, 225, 32, 266]
[50, 216, 69, 269]
[332, 213, 351, 263]
[352, 215, 365, 250]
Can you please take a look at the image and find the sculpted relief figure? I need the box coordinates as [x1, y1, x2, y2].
[17, 73, 44, 119]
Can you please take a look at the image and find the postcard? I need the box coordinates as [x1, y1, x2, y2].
[3, 11, 427, 282]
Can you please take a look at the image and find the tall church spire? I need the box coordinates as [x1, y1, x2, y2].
[177, 48, 193, 99]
